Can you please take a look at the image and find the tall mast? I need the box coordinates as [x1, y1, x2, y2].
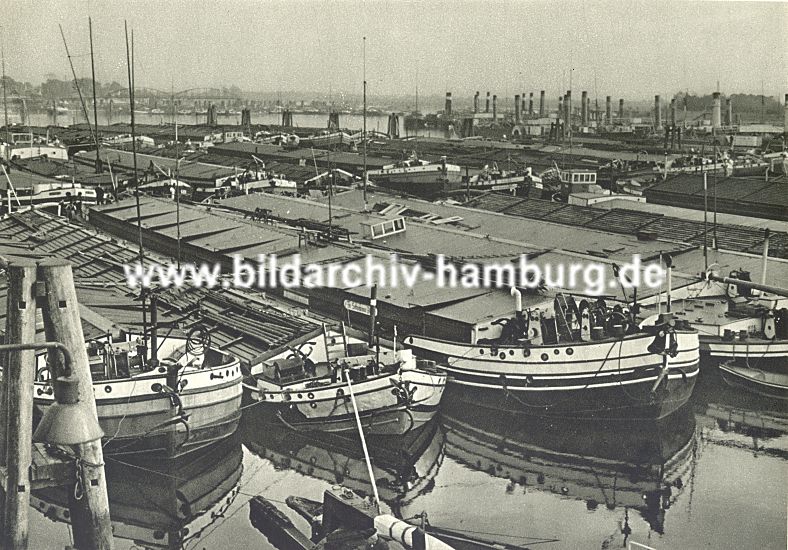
[89, 17, 101, 174]
[1, 34, 9, 160]
[362, 36, 367, 209]
[59, 25, 98, 154]
[125, 21, 148, 352]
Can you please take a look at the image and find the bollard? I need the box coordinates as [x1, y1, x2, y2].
[36, 259, 113, 550]
[1, 261, 38, 550]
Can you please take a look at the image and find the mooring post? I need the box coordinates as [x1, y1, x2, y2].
[37, 258, 113, 550]
[2, 261, 38, 550]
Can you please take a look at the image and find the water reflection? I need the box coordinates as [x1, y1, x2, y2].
[31, 434, 243, 549]
[240, 406, 445, 514]
[441, 399, 699, 535]
[694, 366, 788, 460]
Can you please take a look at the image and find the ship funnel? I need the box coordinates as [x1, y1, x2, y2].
[539, 90, 545, 116]
[712, 92, 721, 129]
[605, 96, 612, 124]
[510, 287, 523, 316]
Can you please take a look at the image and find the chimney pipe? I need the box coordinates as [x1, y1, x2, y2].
[558, 96, 564, 122]
[528, 92, 534, 116]
[712, 92, 721, 129]
[521, 94, 526, 118]
[486, 92, 490, 113]
[474, 91, 479, 113]
[726, 97, 732, 126]
[492, 95, 497, 121]
[514, 94, 521, 123]
[619, 98, 624, 119]
[784, 93, 788, 133]
[539, 90, 545, 117]
[670, 98, 677, 126]
[654, 95, 662, 129]
[445, 92, 452, 117]
[605, 96, 612, 124]
[581, 91, 588, 126]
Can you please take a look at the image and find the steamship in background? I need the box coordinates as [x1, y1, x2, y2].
[367, 154, 463, 197]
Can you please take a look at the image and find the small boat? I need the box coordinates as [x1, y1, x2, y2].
[1, 180, 97, 214]
[243, 326, 446, 435]
[367, 153, 463, 197]
[407, 292, 700, 420]
[33, 329, 243, 457]
[718, 362, 788, 401]
[251, 485, 558, 550]
[469, 163, 542, 193]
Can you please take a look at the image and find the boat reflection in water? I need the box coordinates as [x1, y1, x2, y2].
[694, 366, 788, 459]
[30, 434, 243, 549]
[241, 406, 445, 513]
[441, 399, 698, 534]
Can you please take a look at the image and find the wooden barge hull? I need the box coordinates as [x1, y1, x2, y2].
[406, 330, 700, 419]
[34, 360, 243, 456]
[244, 367, 446, 435]
[702, 335, 788, 366]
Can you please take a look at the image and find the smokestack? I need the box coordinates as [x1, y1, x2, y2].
[445, 92, 452, 116]
[726, 97, 732, 126]
[474, 91, 479, 113]
[619, 98, 624, 119]
[564, 91, 571, 133]
[670, 98, 677, 126]
[539, 90, 545, 117]
[581, 91, 588, 126]
[605, 96, 612, 124]
[492, 95, 497, 121]
[514, 95, 521, 123]
[486, 91, 490, 113]
[784, 94, 788, 132]
[528, 92, 534, 116]
[521, 94, 526, 118]
[558, 96, 563, 122]
[712, 92, 721, 129]
[654, 95, 662, 129]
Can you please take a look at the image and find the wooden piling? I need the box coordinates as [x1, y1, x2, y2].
[37, 258, 113, 550]
[2, 261, 38, 550]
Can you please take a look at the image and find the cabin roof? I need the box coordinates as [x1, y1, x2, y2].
[0, 210, 317, 365]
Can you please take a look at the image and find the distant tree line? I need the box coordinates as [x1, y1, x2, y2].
[672, 91, 783, 114]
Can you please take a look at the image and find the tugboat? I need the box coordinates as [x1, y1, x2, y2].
[243, 324, 446, 435]
[407, 288, 700, 420]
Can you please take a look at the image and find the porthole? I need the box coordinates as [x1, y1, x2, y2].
[479, 349, 485, 355]
[158, 367, 166, 374]
[151, 383, 162, 392]
[567, 348, 574, 356]
[297, 393, 303, 399]
[307, 392, 315, 399]
[104, 386, 112, 393]
[509, 350, 515, 356]
[541, 353, 548, 362]
[310, 402, 317, 408]
[553, 349, 560, 355]
[499, 352, 506, 360]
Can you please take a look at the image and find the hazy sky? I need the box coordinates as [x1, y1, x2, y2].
[2, 0, 786, 100]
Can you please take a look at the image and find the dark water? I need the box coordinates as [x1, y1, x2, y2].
[28, 362, 787, 550]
